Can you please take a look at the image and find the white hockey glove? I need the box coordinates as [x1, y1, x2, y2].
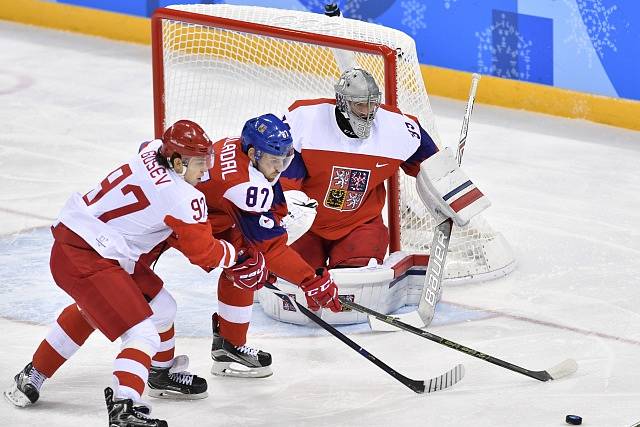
[280, 190, 318, 245]
[416, 147, 490, 227]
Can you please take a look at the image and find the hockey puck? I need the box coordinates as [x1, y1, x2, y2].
[566, 415, 582, 425]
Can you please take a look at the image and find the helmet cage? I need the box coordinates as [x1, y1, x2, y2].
[335, 68, 381, 139]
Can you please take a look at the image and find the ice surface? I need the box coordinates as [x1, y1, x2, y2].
[1, 20, 639, 427]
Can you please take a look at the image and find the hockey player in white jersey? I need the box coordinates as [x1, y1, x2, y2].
[4, 120, 271, 427]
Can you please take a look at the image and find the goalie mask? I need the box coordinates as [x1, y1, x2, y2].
[334, 68, 381, 139]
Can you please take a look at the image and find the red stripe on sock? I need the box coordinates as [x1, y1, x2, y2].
[153, 348, 174, 363]
[158, 325, 174, 342]
[450, 188, 484, 213]
[117, 348, 151, 369]
[218, 316, 249, 347]
[32, 340, 65, 378]
[57, 304, 95, 345]
[114, 371, 146, 396]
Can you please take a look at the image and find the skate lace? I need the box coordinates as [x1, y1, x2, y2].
[236, 345, 259, 358]
[28, 366, 46, 391]
[168, 371, 194, 386]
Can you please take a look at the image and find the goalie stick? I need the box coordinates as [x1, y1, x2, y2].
[342, 298, 578, 382]
[263, 281, 465, 394]
[456, 73, 481, 165]
[369, 73, 480, 332]
[369, 218, 452, 332]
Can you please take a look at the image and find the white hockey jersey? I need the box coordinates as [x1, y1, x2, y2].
[56, 140, 209, 273]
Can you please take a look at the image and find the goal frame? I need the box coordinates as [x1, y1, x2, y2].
[151, 7, 405, 251]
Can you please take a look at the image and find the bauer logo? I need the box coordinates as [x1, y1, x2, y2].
[324, 166, 370, 211]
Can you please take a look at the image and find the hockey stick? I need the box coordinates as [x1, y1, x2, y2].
[342, 298, 578, 382]
[369, 74, 480, 332]
[456, 73, 481, 166]
[263, 281, 464, 394]
[368, 218, 452, 332]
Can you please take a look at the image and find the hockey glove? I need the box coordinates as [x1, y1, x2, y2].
[224, 248, 270, 290]
[300, 268, 341, 312]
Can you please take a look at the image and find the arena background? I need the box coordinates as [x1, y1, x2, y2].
[1, 0, 638, 131]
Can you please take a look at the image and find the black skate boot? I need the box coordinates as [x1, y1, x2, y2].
[147, 355, 207, 400]
[104, 387, 168, 427]
[210, 313, 272, 378]
[3, 362, 46, 407]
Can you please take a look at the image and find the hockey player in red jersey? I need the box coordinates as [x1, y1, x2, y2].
[196, 113, 342, 378]
[4, 120, 270, 427]
[280, 67, 489, 270]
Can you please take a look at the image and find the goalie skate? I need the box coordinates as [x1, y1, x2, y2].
[147, 355, 208, 400]
[104, 387, 167, 427]
[210, 314, 272, 378]
[4, 362, 45, 407]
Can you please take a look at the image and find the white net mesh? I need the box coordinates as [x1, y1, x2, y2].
[155, 4, 515, 283]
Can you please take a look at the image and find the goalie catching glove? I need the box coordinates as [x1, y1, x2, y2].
[416, 147, 490, 226]
[300, 268, 341, 312]
[223, 248, 273, 290]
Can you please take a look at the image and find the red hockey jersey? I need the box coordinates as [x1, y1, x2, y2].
[281, 99, 438, 240]
[196, 137, 316, 285]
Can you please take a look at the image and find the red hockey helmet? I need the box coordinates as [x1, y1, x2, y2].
[161, 120, 214, 168]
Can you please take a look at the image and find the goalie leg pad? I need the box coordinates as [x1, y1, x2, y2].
[417, 147, 490, 227]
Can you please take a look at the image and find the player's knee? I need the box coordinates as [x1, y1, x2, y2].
[331, 256, 382, 269]
[328, 219, 388, 269]
[149, 288, 177, 331]
[120, 318, 161, 356]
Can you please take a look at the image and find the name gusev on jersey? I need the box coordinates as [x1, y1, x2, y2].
[197, 137, 316, 285]
[280, 98, 439, 240]
[55, 140, 232, 274]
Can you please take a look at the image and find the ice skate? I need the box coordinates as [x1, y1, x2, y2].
[105, 387, 168, 427]
[147, 355, 207, 400]
[210, 314, 272, 378]
[3, 362, 45, 407]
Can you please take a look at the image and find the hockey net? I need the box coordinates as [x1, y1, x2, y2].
[151, 4, 516, 283]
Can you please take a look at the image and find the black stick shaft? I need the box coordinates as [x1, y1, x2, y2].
[264, 283, 426, 393]
[342, 299, 553, 382]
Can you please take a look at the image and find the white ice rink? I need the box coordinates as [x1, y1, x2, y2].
[1, 19, 640, 427]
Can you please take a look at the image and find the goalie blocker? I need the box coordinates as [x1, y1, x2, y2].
[417, 147, 490, 226]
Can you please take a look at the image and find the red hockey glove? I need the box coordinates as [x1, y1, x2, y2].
[223, 248, 270, 290]
[300, 268, 341, 312]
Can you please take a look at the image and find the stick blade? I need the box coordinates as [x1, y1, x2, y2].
[426, 364, 465, 393]
[368, 310, 425, 332]
[546, 358, 578, 380]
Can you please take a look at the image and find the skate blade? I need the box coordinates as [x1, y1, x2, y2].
[147, 389, 208, 400]
[211, 362, 273, 378]
[3, 383, 33, 408]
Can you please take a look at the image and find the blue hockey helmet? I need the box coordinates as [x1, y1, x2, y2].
[241, 113, 293, 160]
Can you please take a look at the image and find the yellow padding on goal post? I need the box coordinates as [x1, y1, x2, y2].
[0, 0, 150, 44]
[421, 65, 640, 131]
